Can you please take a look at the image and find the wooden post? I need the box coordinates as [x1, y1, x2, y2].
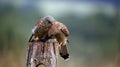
[26, 41, 59, 67]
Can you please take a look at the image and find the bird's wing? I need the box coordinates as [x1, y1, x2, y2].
[60, 23, 70, 37]
[35, 18, 44, 26]
[48, 21, 69, 37]
[30, 18, 53, 42]
[32, 18, 45, 34]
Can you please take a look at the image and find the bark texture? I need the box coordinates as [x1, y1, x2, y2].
[26, 42, 58, 67]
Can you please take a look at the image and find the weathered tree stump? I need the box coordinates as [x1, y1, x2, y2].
[26, 41, 59, 67]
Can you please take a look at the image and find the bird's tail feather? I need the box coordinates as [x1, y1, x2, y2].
[59, 45, 70, 60]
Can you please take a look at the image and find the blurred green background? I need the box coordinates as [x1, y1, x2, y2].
[0, 0, 120, 67]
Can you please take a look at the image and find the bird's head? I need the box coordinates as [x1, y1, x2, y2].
[44, 16, 56, 24]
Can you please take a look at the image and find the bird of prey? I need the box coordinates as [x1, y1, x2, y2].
[28, 16, 70, 60]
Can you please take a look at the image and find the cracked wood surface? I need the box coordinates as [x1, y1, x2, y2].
[26, 42, 59, 67]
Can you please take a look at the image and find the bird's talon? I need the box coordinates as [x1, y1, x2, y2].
[34, 36, 39, 41]
[58, 42, 62, 47]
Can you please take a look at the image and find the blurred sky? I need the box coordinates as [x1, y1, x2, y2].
[0, 0, 118, 17]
